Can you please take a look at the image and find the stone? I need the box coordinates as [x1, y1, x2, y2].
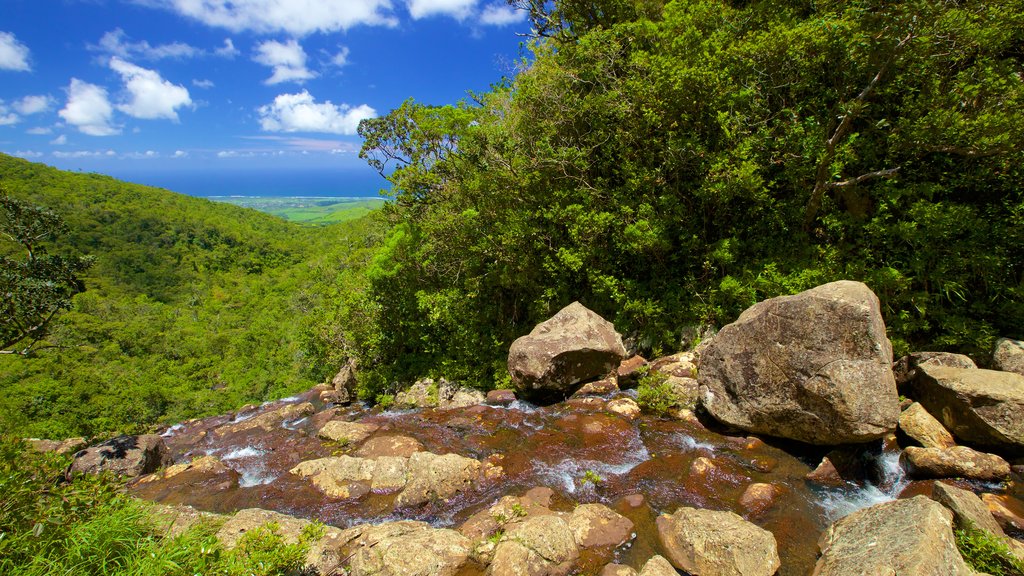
[617, 355, 648, 387]
[812, 495, 973, 575]
[899, 402, 956, 449]
[212, 402, 315, 437]
[638, 556, 678, 576]
[136, 455, 233, 484]
[804, 449, 866, 487]
[698, 281, 899, 445]
[982, 493, 1024, 532]
[290, 455, 377, 499]
[931, 481, 1007, 536]
[343, 521, 473, 576]
[490, 515, 580, 576]
[69, 434, 172, 478]
[993, 337, 1024, 376]
[487, 389, 517, 406]
[893, 351, 977, 387]
[739, 483, 779, 515]
[665, 376, 700, 411]
[216, 508, 345, 576]
[396, 378, 489, 410]
[332, 358, 358, 401]
[395, 451, 482, 507]
[371, 456, 410, 492]
[689, 457, 716, 477]
[901, 446, 1010, 481]
[355, 435, 424, 458]
[650, 352, 698, 379]
[27, 437, 87, 455]
[911, 365, 1024, 453]
[656, 507, 780, 576]
[607, 398, 641, 420]
[573, 376, 619, 397]
[601, 564, 638, 576]
[317, 420, 379, 444]
[147, 503, 226, 538]
[568, 503, 635, 548]
[508, 302, 627, 401]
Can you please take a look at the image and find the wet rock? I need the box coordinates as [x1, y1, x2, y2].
[459, 489, 556, 542]
[507, 302, 627, 401]
[689, 456, 717, 477]
[395, 378, 486, 410]
[656, 506, 780, 576]
[147, 502, 226, 538]
[911, 365, 1024, 454]
[371, 455, 410, 492]
[27, 437, 87, 455]
[899, 402, 956, 449]
[136, 455, 233, 484]
[573, 376, 619, 397]
[601, 564, 637, 576]
[568, 503, 634, 548]
[893, 351, 977, 387]
[617, 355, 648, 387]
[607, 398, 641, 420]
[739, 483, 779, 515]
[396, 451, 483, 507]
[902, 445, 1010, 481]
[698, 280, 899, 445]
[217, 508, 345, 576]
[343, 521, 473, 576]
[212, 402, 314, 437]
[355, 434, 424, 458]
[332, 358, 358, 402]
[290, 455, 376, 498]
[993, 337, 1024, 376]
[983, 493, 1024, 532]
[490, 515, 580, 576]
[813, 495, 973, 575]
[638, 555, 677, 576]
[621, 494, 645, 508]
[487, 389, 517, 406]
[317, 420, 379, 445]
[805, 451, 864, 487]
[650, 352, 698, 379]
[932, 481, 1007, 536]
[70, 434, 172, 478]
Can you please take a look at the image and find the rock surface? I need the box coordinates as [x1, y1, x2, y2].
[656, 507, 780, 576]
[983, 493, 1024, 532]
[902, 445, 1010, 480]
[893, 351, 977, 387]
[931, 481, 1007, 536]
[813, 496, 973, 575]
[355, 434, 424, 458]
[70, 434, 172, 478]
[212, 402, 314, 437]
[27, 437, 87, 454]
[396, 451, 483, 507]
[490, 515, 579, 576]
[911, 365, 1024, 453]
[332, 358, 358, 403]
[148, 503, 226, 538]
[507, 302, 627, 400]
[216, 508, 345, 575]
[486, 389, 517, 406]
[317, 420, 379, 444]
[394, 378, 485, 410]
[899, 402, 956, 449]
[567, 503, 634, 548]
[993, 337, 1024, 376]
[698, 281, 899, 445]
[341, 521, 473, 576]
[637, 556, 678, 576]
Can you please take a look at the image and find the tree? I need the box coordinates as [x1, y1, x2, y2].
[0, 188, 92, 355]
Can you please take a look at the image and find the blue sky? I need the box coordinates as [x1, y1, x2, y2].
[0, 0, 530, 195]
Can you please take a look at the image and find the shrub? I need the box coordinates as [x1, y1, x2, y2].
[635, 370, 682, 416]
[955, 521, 1024, 576]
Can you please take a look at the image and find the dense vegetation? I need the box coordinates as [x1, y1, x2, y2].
[0, 153, 384, 438]
[307, 0, 1024, 399]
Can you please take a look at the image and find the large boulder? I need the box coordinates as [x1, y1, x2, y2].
[992, 337, 1024, 376]
[899, 402, 956, 449]
[508, 302, 627, 400]
[893, 352, 977, 387]
[567, 503, 634, 549]
[910, 365, 1024, 454]
[698, 281, 899, 444]
[901, 445, 1010, 481]
[656, 507, 780, 576]
[813, 496, 973, 575]
[332, 358, 358, 403]
[69, 434, 171, 478]
[342, 521, 473, 576]
[931, 482, 1007, 537]
[216, 508, 346, 575]
[212, 402, 314, 437]
[489, 515, 580, 576]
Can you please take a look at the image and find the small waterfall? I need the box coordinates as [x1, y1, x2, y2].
[218, 445, 277, 487]
[815, 450, 908, 521]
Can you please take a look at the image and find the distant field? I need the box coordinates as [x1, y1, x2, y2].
[210, 196, 387, 224]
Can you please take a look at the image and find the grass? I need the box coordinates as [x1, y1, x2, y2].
[955, 521, 1024, 576]
[211, 197, 387, 225]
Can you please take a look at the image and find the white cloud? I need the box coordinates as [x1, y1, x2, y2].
[0, 32, 31, 71]
[59, 79, 120, 136]
[330, 46, 350, 68]
[109, 57, 192, 120]
[12, 150, 43, 158]
[50, 135, 67, 145]
[14, 95, 55, 115]
[406, 0, 477, 20]
[26, 127, 53, 135]
[479, 3, 525, 26]
[92, 28, 203, 60]
[143, 0, 398, 35]
[253, 39, 316, 84]
[215, 38, 240, 58]
[257, 90, 375, 135]
[173, 150, 188, 157]
[0, 113, 18, 126]
[193, 78, 215, 88]
[52, 149, 117, 158]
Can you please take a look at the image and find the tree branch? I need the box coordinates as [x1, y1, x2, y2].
[824, 166, 901, 189]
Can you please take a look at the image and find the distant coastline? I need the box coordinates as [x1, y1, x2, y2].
[112, 168, 389, 199]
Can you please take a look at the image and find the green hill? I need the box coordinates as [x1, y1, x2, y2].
[0, 154, 384, 438]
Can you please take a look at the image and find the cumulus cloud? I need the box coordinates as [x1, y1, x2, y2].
[330, 46, 350, 68]
[110, 57, 192, 120]
[215, 38, 240, 58]
[14, 95, 55, 115]
[0, 32, 31, 71]
[257, 91, 375, 135]
[143, 0, 398, 35]
[479, 3, 526, 26]
[0, 107, 18, 125]
[173, 150, 188, 157]
[406, 0, 477, 20]
[59, 79, 120, 136]
[50, 135, 67, 145]
[52, 149, 117, 159]
[92, 28, 202, 60]
[253, 39, 316, 84]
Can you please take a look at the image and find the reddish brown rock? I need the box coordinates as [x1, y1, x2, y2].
[568, 503, 635, 548]
[899, 402, 956, 449]
[486, 389, 517, 406]
[617, 355, 648, 387]
[739, 483, 780, 515]
[573, 376, 619, 397]
[901, 446, 1010, 481]
[982, 493, 1024, 532]
[355, 435, 424, 458]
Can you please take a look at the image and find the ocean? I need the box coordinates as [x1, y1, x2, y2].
[115, 168, 390, 199]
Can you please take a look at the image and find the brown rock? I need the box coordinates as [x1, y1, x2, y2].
[213, 402, 314, 437]
[607, 398, 641, 420]
[508, 302, 627, 401]
[813, 495, 973, 575]
[637, 556, 677, 576]
[395, 451, 483, 507]
[355, 434, 424, 458]
[342, 521, 472, 576]
[993, 337, 1024, 376]
[137, 455, 232, 484]
[317, 420, 380, 444]
[568, 503, 635, 548]
[27, 437, 87, 455]
[739, 483, 779, 515]
[601, 564, 638, 576]
[617, 355, 648, 387]
[370, 456, 410, 492]
[290, 455, 377, 499]
[490, 515, 579, 576]
[217, 508, 345, 575]
[486, 389, 517, 406]
[656, 507, 779, 576]
[69, 434, 171, 478]
[902, 445, 1011, 481]
[893, 351, 977, 387]
[899, 402, 956, 449]
[931, 481, 1006, 536]
[332, 358, 358, 401]
[698, 281, 899, 445]
[982, 493, 1024, 532]
[621, 494, 645, 508]
[651, 352, 698, 379]
[573, 376, 619, 397]
[689, 456, 716, 477]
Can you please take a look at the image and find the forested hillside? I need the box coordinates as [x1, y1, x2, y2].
[0, 154, 384, 438]
[309, 0, 1024, 400]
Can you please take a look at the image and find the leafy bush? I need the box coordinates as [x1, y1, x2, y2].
[955, 522, 1024, 576]
[635, 370, 683, 416]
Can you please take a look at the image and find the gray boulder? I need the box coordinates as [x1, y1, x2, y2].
[342, 521, 473, 576]
[508, 302, 626, 400]
[893, 351, 977, 387]
[656, 507, 779, 576]
[698, 280, 899, 444]
[993, 337, 1024, 376]
[489, 515, 579, 576]
[69, 434, 171, 478]
[813, 495, 973, 575]
[911, 365, 1024, 453]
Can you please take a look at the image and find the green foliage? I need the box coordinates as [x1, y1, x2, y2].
[635, 370, 682, 416]
[581, 469, 603, 485]
[954, 521, 1024, 576]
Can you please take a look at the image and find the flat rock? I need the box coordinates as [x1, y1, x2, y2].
[902, 445, 1010, 481]
[813, 495, 973, 575]
[291, 455, 377, 499]
[638, 555, 678, 576]
[698, 280, 899, 445]
[27, 437, 87, 455]
[508, 302, 627, 401]
[317, 420, 379, 444]
[911, 365, 1024, 454]
[899, 402, 956, 449]
[212, 402, 314, 437]
[931, 481, 1006, 536]
[343, 521, 473, 576]
[656, 507, 780, 576]
[568, 503, 635, 548]
[395, 451, 482, 507]
[486, 389, 517, 406]
[355, 434, 424, 458]
[69, 434, 171, 478]
[993, 337, 1024, 376]
[606, 398, 641, 420]
[490, 515, 579, 576]
[893, 351, 977, 387]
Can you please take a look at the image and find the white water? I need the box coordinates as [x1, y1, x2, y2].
[160, 423, 184, 438]
[816, 450, 908, 520]
[214, 445, 278, 487]
[221, 446, 265, 460]
[534, 437, 652, 494]
[282, 417, 308, 430]
[672, 433, 717, 453]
